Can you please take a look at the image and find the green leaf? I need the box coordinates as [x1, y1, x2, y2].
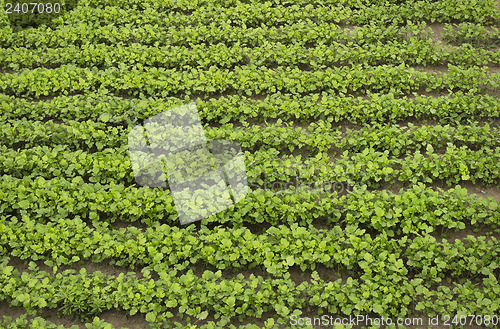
[18, 200, 30, 209]
[2, 266, 13, 275]
[38, 298, 47, 308]
[16, 293, 29, 303]
[145, 312, 156, 322]
[197, 311, 208, 320]
[363, 253, 373, 262]
[265, 318, 275, 328]
[373, 304, 384, 313]
[101, 113, 110, 123]
[226, 296, 235, 307]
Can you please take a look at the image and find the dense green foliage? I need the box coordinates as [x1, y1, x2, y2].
[0, 0, 499, 328]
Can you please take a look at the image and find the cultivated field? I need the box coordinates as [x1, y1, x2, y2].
[1, 0, 500, 328]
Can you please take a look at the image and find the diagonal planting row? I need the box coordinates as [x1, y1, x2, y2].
[0, 313, 283, 329]
[1, 119, 499, 155]
[0, 217, 498, 281]
[1, 64, 499, 97]
[38, 0, 498, 27]
[2, 92, 499, 125]
[443, 22, 500, 48]
[0, 257, 498, 325]
[0, 314, 125, 329]
[1, 175, 498, 233]
[0, 21, 442, 49]
[78, 0, 499, 17]
[1, 142, 499, 187]
[2, 40, 500, 71]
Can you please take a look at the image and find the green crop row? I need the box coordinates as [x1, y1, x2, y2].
[180, 0, 500, 25]
[76, 0, 397, 11]
[338, 122, 500, 156]
[2, 3, 496, 49]
[0, 315, 113, 329]
[0, 119, 127, 152]
[398, 144, 500, 185]
[0, 218, 368, 275]
[1, 117, 498, 156]
[1, 64, 499, 98]
[0, 43, 247, 71]
[0, 213, 498, 281]
[53, 3, 402, 29]
[443, 22, 500, 48]
[78, 0, 493, 15]
[1, 91, 499, 126]
[0, 314, 125, 329]
[2, 138, 499, 188]
[56, 0, 499, 30]
[253, 40, 500, 69]
[0, 258, 352, 322]
[4, 39, 500, 72]
[407, 234, 499, 281]
[1, 258, 306, 322]
[0, 313, 297, 329]
[1, 172, 498, 234]
[0, 20, 426, 49]
[59, 5, 194, 27]
[0, 258, 498, 327]
[0, 119, 328, 154]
